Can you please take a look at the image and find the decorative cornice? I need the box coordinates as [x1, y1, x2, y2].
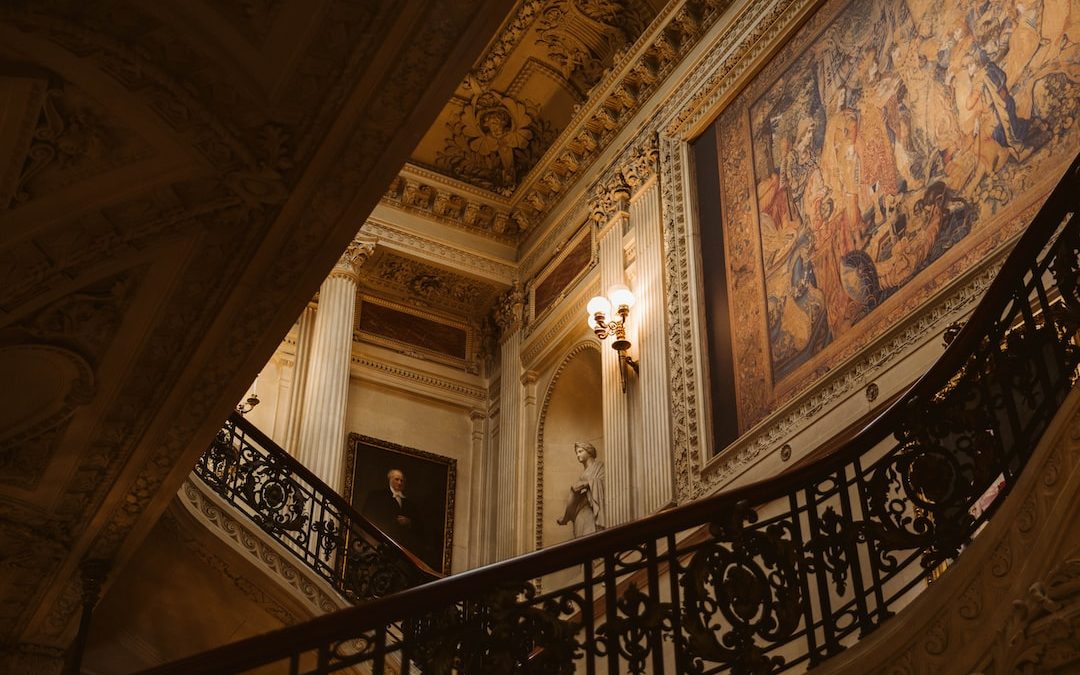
[468, 0, 545, 87]
[350, 354, 487, 402]
[362, 219, 516, 283]
[377, 0, 741, 240]
[661, 0, 811, 137]
[381, 172, 520, 242]
[510, 0, 740, 234]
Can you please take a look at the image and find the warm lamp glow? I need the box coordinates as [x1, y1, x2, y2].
[587, 314, 602, 331]
[587, 295, 612, 317]
[608, 284, 635, 309]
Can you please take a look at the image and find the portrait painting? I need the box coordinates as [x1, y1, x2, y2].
[344, 434, 456, 575]
[704, 0, 1080, 431]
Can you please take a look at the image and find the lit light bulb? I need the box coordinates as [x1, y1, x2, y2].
[587, 295, 611, 317]
[608, 284, 635, 309]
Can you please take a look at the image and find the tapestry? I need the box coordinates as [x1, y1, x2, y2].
[710, 0, 1080, 430]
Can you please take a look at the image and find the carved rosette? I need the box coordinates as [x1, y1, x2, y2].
[330, 236, 377, 282]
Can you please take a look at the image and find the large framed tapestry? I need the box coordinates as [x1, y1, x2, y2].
[700, 0, 1080, 432]
[344, 434, 456, 575]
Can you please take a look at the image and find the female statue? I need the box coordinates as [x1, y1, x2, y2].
[556, 441, 605, 537]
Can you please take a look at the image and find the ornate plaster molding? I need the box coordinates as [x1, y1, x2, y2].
[381, 169, 520, 241]
[361, 219, 516, 283]
[521, 276, 601, 366]
[349, 354, 487, 403]
[174, 478, 345, 620]
[493, 280, 526, 341]
[329, 235, 378, 282]
[16, 0, 507, 646]
[511, 0, 742, 234]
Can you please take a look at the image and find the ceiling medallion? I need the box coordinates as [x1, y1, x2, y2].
[436, 91, 555, 194]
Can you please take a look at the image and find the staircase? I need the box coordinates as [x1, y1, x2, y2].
[194, 411, 440, 604]
[139, 154, 1079, 675]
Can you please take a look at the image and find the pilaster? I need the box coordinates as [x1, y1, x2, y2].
[467, 409, 488, 569]
[282, 303, 316, 454]
[494, 282, 525, 559]
[627, 140, 674, 513]
[593, 177, 635, 527]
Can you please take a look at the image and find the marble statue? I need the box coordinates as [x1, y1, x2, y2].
[556, 441, 605, 537]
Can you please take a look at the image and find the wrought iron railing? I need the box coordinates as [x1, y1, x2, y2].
[146, 154, 1079, 675]
[193, 412, 440, 603]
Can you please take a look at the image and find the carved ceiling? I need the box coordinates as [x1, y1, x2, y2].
[392, 0, 667, 241]
[0, 0, 510, 658]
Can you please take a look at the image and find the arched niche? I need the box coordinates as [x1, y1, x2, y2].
[536, 342, 603, 552]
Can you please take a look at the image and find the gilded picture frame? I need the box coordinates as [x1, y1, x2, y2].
[344, 434, 457, 575]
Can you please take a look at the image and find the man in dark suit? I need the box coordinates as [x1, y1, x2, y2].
[362, 468, 422, 553]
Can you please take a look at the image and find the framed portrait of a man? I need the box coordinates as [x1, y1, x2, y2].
[344, 434, 456, 575]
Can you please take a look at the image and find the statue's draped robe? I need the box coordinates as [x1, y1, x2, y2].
[566, 459, 605, 537]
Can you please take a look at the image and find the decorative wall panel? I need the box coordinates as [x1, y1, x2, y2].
[357, 297, 471, 363]
[530, 225, 594, 321]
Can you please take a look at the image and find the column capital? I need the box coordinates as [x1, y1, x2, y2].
[493, 280, 525, 340]
[329, 235, 377, 282]
[590, 173, 631, 226]
[625, 134, 660, 198]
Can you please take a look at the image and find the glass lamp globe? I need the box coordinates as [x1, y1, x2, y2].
[587, 295, 612, 317]
[608, 284, 635, 309]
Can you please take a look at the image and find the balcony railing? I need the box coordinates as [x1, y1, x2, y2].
[145, 153, 1078, 675]
[193, 411, 440, 604]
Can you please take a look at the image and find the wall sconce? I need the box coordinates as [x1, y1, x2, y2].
[236, 375, 261, 415]
[586, 284, 639, 392]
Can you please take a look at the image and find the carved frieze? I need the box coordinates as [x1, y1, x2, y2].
[512, 0, 739, 238]
[535, 0, 649, 96]
[381, 173, 520, 240]
[359, 250, 502, 318]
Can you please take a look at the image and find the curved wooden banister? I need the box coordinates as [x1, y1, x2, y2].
[143, 153, 1079, 675]
[223, 411, 442, 579]
[190, 411, 441, 612]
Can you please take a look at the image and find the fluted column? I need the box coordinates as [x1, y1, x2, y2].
[594, 180, 635, 527]
[281, 302, 316, 454]
[628, 142, 674, 514]
[494, 282, 524, 560]
[294, 237, 376, 493]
